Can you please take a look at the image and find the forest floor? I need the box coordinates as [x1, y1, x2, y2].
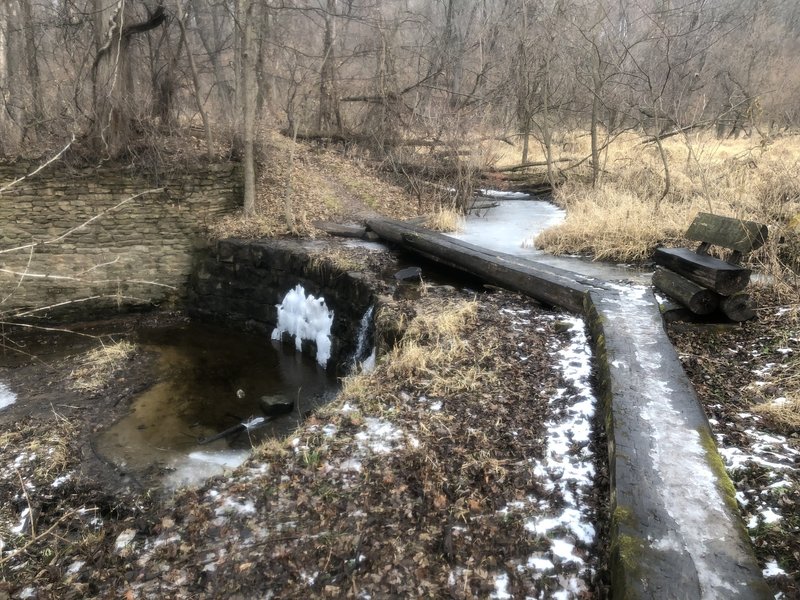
[1, 132, 798, 598]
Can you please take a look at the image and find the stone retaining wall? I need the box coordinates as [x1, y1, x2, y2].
[0, 163, 242, 319]
[187, 239, 377, 374]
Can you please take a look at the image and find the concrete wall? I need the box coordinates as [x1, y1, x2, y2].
[0, 163, 242, 319]
[188, 239, 376, 374]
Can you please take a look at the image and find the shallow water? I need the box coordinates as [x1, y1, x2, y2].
[96, 322, 337, 489]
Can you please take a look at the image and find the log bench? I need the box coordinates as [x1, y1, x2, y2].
[653, 212, 768, 321]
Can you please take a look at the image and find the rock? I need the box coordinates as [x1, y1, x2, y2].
[394, 266, 422, 281]
[259, 395, 294, 417]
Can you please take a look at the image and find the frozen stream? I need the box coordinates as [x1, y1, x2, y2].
[448, 198, 652, 284]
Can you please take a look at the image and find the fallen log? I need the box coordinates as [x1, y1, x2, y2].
[313, 220, 367, 239]
[366, 217, 605, 313]
[493, 158, 572, 172]
[653, 247, 751, 295]
[721, 292, 755, 322]
[652, 268, 720, 315]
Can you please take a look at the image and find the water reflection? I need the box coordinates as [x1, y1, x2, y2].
[96, 321, 338, 489]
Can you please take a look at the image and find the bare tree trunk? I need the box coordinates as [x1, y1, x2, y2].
[3, 1, 23, 148]
[542, 53, 555, 187]
[654, 128, 671, 211]
[590, 52, 602, 187]
[318, 0, 341, 133]
[90, 2, 165, 157]
[191, 0, 234, 109]
[19, 0, 44, 141]
[176, 0, 213, 159]
[284, 120, 298, 233]
[239, 0, 256, 217]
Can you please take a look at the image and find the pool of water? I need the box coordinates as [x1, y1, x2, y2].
[95, 321, 338, 489]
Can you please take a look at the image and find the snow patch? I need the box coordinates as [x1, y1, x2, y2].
[0, 381, 15, 410]
[166, 450, 250, 490]
[355, 418, 404, 454]
[271, 284, 334, 367]
[490, 572, 512, 599]
[763, 560, 786, 577]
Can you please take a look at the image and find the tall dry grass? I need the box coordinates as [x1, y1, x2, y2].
[529, 131, 800, 298]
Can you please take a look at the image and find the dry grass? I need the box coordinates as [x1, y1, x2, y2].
[425, 207, 464, 232]
[70, 341, 135, 393]
[332, 299, 487, 412]
[528, 131, 800, 298]
[210, 129, 422, 239]
[753, 396, 800, 434]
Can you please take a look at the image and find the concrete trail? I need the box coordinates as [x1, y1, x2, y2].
[365, 217, 771, 600]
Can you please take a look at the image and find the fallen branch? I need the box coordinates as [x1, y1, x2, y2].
[0, 134, 76, 195]
[0, 509, 80, 566]
[493, 158, 572, 172]
[3, 294, 155, 319]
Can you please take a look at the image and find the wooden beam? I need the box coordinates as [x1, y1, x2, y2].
[721, 292, 756, 321]
[654, 247, 751, 295]
[313, 220, 367, 239]
[365, 217, 602, 313]
[652, 268, 720, 315]
[685, 212, 769, 254]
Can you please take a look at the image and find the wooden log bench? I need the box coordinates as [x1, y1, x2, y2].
[653, 212, 768, 321]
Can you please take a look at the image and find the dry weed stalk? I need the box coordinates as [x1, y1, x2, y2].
[426, 207, 464, 232]
[71, 341, 136, 392]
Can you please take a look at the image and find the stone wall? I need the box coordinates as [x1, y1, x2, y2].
[0, 163, 242, 319]
[188, 239, 377, 374]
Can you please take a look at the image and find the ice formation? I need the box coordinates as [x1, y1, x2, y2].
[271, 284, 334, 367]
[0, 382, 16, 410]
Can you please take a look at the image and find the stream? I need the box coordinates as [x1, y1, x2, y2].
[450, 196, 652, 283]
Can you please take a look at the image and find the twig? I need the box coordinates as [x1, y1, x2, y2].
[0, 268, 177, 290]
[0, 510, 79, 566]
[0, 135, 76, 196]
[14, 468, 36, 538]
[3, 294, 152, 319]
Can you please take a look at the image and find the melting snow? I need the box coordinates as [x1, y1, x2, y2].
[763, 560, 786, 577]
[498, 309, 597, 593]
[490, 572, 512, 599]
[355, 418, 404, 454]
[215, 497, 256, 516]
[165, 450, 250, 490]
[478, 189, 532, 199]
[0, 381, 15, 410]
[271, 284, 334, 367]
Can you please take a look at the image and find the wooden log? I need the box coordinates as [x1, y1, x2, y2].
[652, 268, 720, 315]
[721, 292, 755, 322]
[685, 212, 768, 254]
[493, 158, 572, 172]
[365, 217, 602, 313]
[654, 247, 751, 295]
[313, 220, 367, 239]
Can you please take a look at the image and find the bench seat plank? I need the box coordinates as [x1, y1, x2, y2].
[685, 212, 769, 254]
[654, 247, 751, 295]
